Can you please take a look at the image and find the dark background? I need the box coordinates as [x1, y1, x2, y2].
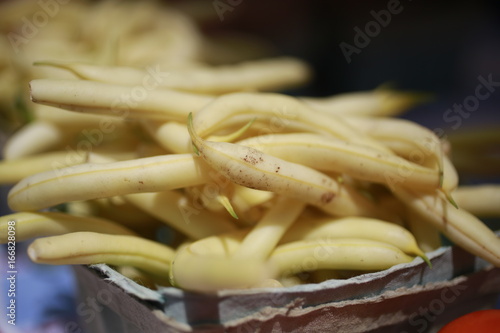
[199, 0, 500, 96]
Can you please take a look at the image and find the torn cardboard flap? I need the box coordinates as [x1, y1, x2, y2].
[75, 238, 500, 333]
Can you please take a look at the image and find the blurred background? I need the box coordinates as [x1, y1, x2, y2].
[1, 0, 499, 332]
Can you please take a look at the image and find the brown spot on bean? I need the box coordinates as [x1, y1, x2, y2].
[320, 192, 335, 204]
[241, 149, 264, 166]
[242, 154, 259, 165]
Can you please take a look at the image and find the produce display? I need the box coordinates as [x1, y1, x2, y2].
[1, 0, 499, 294]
